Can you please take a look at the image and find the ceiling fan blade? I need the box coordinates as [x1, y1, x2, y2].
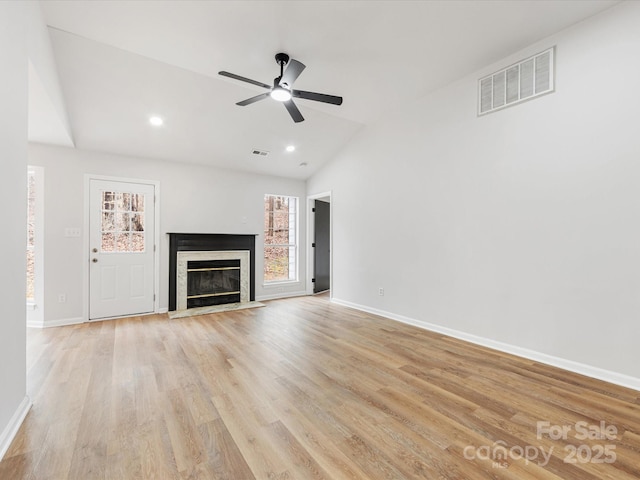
[218, 71, 271, 90]
[283, 100, 304, 123]
[292, 89, 343, 105]
[236, 92, 270, 106]
[279, 59, 305, 88]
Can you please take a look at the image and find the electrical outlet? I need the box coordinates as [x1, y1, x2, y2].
[58, 294, 66, 303]
[378, 287, 384, 296]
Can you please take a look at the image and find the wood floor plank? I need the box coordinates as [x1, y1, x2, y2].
[271, 398, 373, 480]
[197, 418, 255, 480]
[265, 420, 331, 480]
[211, 392, 290, 479]
[1, 294, 640, 479]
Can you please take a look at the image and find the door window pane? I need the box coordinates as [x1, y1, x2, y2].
[102, 232, 116, 252]
[116, 233, 130, 252]
[131, 213, 144, 231]
[131, 195, 144, 212]
[102, 212, 115, 232]
[131, 233, 145, 253]
[116, 212, 131, 231]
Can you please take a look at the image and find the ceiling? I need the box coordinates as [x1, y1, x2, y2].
[32, 0, 619, 180]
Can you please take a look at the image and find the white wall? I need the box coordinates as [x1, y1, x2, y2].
[0, 1, 29, 459]
[26, 1, 73, 147]
[28, 144, 307, 324]
[308, 1, 640, 383]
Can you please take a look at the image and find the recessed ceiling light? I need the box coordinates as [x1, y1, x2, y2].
[149, 116, 163, 126]
[286, 145, 295, 152]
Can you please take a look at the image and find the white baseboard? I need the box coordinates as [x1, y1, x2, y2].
[45, 309, 171, 327]
[0, 396, 32, 461]
[26, 320, 44, 328]
[256, 290, 307, 302]
[44, 317, 85, 328]
[331, 298, 640, 392]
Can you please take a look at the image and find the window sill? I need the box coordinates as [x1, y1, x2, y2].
[263, 280, 299, 288]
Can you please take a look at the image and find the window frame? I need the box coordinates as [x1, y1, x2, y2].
[27, 169, 36, 303]
[263, 194, 299, 284]
[27, 166, 45, 327]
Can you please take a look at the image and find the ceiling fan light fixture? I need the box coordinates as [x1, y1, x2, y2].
[270, 87, 292, 102]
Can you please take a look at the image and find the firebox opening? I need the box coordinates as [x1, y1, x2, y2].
[187, 259, 241, 308]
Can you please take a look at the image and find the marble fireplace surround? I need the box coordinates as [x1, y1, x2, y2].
[176, 250, 249, 311]
[168, 233, 257, 312]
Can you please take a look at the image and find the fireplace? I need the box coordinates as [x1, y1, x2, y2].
[168, 233, 257, 312]
[176, 250, 249, 310]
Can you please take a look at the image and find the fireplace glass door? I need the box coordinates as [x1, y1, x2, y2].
[187, 259, 241, 308]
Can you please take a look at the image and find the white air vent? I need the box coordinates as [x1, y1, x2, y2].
[252, 149, 269, 156]
[478, 47, 555, 115]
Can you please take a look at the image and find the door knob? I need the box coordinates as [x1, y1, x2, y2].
[92, 258, 98, 263]
[92, 248, 98, 253]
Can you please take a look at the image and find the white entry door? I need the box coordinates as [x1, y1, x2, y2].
[89, 179, 155, 320]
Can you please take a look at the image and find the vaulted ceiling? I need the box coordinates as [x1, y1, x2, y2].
[31, 0, 619, 179]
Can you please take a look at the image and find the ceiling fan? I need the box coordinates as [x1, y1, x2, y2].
[219, 53, 343, 123]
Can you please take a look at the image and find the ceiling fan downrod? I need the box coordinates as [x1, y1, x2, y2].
[275, 52, 290, 79]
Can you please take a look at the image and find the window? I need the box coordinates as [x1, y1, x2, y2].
[26, 170, 35, 301]
[264, 195, 298, 283]
[26, 166, 44, 325]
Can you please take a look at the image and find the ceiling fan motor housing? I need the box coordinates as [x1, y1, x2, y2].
[275, 52, 290, 66]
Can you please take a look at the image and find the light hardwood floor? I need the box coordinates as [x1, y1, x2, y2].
[1, 295, 639, 479]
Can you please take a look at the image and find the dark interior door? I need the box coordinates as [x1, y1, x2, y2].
[313, 200, 330, 293]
